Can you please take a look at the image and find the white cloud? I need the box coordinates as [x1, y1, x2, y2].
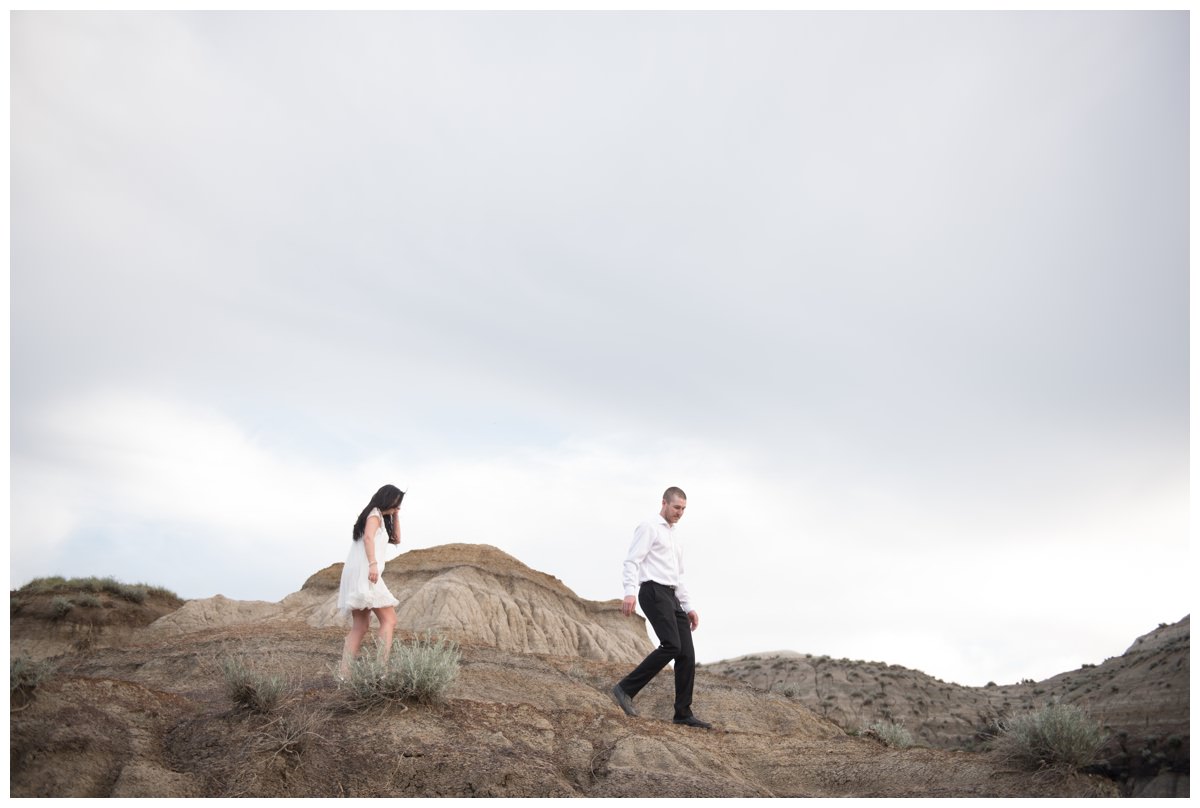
[12, 390, 369, 595]
[8, 11, 1188, 686]
[9, 385, 1189, 685]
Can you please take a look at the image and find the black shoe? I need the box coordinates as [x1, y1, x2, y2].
[611, 684, 638, 717]
[673, 715, 712, 729]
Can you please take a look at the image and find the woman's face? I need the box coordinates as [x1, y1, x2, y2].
[381, 500, 402, 516]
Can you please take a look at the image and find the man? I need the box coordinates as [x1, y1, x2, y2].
[610, 486, 712, 729]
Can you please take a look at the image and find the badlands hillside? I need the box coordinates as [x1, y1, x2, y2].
[8, 543, 1162, 797]
[708, 616, 1189, 798]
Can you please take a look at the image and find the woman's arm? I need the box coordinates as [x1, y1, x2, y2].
[364, 515, 380, 583]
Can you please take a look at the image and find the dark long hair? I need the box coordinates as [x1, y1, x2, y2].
[352, 484, 404, 544]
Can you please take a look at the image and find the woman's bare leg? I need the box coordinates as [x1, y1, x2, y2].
[340, 609, 371, 676]
[374, 607, 397, 663]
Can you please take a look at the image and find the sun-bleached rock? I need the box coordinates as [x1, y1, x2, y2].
[141, 594, 278, 637]
[145, 543, 653, 664]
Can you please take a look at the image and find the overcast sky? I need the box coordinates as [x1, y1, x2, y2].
[8, 10, 1190, 687]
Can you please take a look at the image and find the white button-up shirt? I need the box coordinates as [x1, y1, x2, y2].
[622, 514, 694, 613]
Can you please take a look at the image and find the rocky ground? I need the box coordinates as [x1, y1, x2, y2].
[706, 617, 1190, 797]
[8, 544, 1177, 797]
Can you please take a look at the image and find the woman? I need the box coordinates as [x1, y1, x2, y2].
[338, 484, 404, 678]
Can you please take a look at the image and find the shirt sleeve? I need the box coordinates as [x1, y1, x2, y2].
[622, 521, 654, 598]
[674, 544, 694, 613]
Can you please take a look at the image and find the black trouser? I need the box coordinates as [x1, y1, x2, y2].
[618, 581, 695, 720]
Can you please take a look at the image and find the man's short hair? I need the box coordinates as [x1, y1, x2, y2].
[663, 486, 687, 503]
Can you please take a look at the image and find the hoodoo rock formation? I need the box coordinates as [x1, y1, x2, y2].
[142, 544, 653, 663]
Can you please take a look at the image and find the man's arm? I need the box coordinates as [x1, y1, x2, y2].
[675, 544, 698, 630]
[620, 522, 654, 616]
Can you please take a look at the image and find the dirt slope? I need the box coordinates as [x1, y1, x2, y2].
[10, 585, 184, 660]
[9, 546, 1126, 797]
[11, 622, 1115, 797]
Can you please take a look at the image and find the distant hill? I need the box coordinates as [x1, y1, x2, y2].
[10, 576, 185, 659]
[706, 616, 1189, 797]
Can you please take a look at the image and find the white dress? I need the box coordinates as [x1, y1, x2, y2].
[337, 507, 400, 615]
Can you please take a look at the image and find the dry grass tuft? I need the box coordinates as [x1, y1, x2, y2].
[20, 575, 180, 604]
[221, 655, 289, 714]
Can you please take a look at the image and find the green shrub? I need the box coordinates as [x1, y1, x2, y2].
[221, 656, 287, 714]
[867, 721, 914, 748]
[11, 655, 57, 702]
[341, 633, 461, 708]
[76, 593, 102, 608]
[991, 703, 1106, 771]
[770, 682, 798, 698]
[89, 576, 147, 603]
[21, 576, 67, 592]
[119, 585, 147, 603]
[50, 596, 74, 618]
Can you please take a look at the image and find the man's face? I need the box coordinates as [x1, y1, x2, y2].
[661, 496, 687, 525]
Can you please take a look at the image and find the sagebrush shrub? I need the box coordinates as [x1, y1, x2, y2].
[867, 721, 914, 748]
[342, 633, 461, 708]
[992, 702, 1106, 771]
[50, 596, 74, 618]
[776, 683, 798, 698]
[11, 655, 56, 700]
[221, 656, 287, 714]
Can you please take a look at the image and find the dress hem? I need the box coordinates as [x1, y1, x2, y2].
[339, 595, 400, 614]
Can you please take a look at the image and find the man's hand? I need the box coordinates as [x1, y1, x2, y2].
[688, 610, 700, 631]
[621, 596, 637, 617]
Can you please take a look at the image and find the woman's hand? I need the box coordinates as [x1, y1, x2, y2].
[368, 562, 379, 584]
